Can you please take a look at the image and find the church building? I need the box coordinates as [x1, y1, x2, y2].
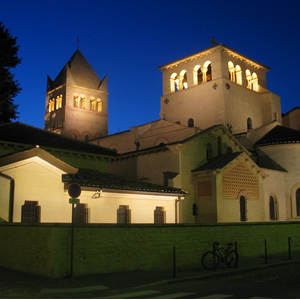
[0, 43, 299, 225]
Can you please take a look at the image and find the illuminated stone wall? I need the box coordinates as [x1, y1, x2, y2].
[0, 222, 299, 278]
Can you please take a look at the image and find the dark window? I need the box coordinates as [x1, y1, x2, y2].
[117, 205, 130, 224]
[84, 135, 89, 142]
[21, 201, 40, 223]
[154, 207, 165, 224]
[206, 143, 212, 161]
[188, 118, 194, 128]
[240, 195, 247, 221]
[269, 196, 277, 220]
[74, 203, 88, 223]
[296, 189, 300, 216]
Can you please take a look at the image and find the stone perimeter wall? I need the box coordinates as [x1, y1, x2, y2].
[0, 222, 299, 278]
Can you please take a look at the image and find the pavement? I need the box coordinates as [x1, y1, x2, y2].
[0, 257, 300, 298]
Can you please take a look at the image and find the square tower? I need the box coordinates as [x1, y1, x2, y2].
[158, 44, 281, 134]
[45, 50, 108, 141]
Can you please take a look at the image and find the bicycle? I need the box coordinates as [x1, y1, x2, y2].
[201, 242, 239, 270]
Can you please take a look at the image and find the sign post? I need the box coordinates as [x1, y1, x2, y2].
[68, 183, 81, 277]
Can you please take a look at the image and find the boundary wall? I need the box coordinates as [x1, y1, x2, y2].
[0, 222, 299, 278]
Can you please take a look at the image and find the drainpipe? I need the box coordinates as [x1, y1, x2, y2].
[175, 196, 182, 224]
[0, 173, 15, 222]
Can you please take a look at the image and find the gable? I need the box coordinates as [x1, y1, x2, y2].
[222, 161, 260, 201]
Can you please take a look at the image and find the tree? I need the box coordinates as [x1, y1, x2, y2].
[0, 22, 21, 123]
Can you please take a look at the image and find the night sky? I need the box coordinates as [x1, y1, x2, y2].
[2, 0, 300, 134]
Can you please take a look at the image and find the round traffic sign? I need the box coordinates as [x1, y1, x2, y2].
[68, 183, 81, 198]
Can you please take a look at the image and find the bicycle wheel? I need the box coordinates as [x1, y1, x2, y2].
[201, 251, 219, 270]
[225, 250, 239, 268]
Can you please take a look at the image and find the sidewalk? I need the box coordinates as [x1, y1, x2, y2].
[0, 258, 299, 298]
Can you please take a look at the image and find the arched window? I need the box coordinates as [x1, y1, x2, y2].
[84, 135, 89, 142]
[296, 188, 300, 216]
[228, 61, 235, 82]
[74, 95, 80, 108]
[235, 65, 242, 85]
[269, 196, 278, 220]
[97, 99, 102, 112]
[205, 62, 212, 82]
[240, 195, 247, 221]
[247, 118, 253, 130]
[206, 143, 213, 161]
[181, 71, 188, 89]
[170, 73, 179, 93]
[193, 65, 202, 85]
[245, 70, 252, 89]
[252, 72, 258, 91]
[188, 118, 194, 128]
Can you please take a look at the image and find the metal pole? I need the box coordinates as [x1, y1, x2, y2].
[264, 239, 268, 264]
[70, 203, 75, 277]
[173, 246, 176, 278]
[234, 241, 239, 268]
[288, 237, 292, 260]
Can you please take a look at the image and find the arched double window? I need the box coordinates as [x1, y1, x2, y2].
[170, 70, 187, 92]
[228, 62, 242, 85]
[245, 70, 258, 91]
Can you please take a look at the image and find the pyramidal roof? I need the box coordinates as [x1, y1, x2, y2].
[47, 49, 103, 91]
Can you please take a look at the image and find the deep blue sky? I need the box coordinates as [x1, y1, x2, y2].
[2, 0, 300, 134]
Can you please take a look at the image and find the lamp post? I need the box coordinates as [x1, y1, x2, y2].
[68, 183, 81, 277]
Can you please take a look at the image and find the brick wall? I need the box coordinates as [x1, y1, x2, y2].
[0, 222, 300, 278]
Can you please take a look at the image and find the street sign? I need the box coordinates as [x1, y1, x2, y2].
[68, 183, 81, 198]
[69, 198, 80, 204]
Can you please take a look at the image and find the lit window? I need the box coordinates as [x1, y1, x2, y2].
[179, 70, 188, 90]
[81, 97, 86, 109]
[245, 70, 252, 89]
[193, 65, 202, 85]
[202, 61, 212, 82]
[228, 61, 235, 82]
[117, 205, 130, 224]
[170, 73, 179, 93]
[252, 73, 258, 91]
[235, 65, 242, 85]
[269, 196, 278, 220]
[56, 95, 62, 109]
[97, 99, 102, 112]
[74, 95, 79, 108]
[90, 98, 96, 111]
[154, 207, 165, 224]
[49, 98, 55, 112]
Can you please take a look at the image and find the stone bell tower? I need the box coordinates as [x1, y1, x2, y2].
[44, 49, 108, 141]
[158, 44, 281, 134]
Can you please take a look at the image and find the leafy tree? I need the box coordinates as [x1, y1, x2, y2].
[0, 22, 21, 123]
